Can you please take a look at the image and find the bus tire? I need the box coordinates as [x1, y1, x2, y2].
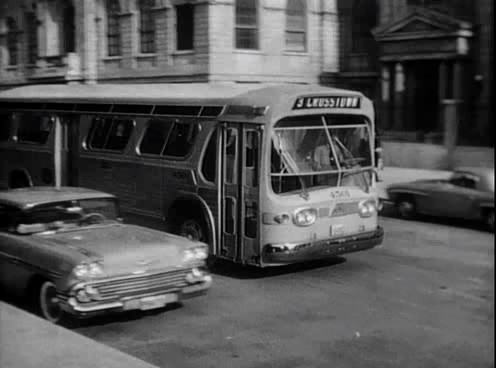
[179, 217, 207, 243]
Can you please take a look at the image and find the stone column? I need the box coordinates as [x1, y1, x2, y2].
[393, 62, 405, 131]
[78, 0, 97, 84]
[380, 64, 391, 130]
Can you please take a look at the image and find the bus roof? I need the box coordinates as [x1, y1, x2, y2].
[0, 83, 365, 107]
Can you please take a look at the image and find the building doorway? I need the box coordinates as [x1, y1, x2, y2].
[407, 60, 440, 139]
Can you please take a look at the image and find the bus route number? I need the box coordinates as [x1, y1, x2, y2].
[330, 190, 350, 199]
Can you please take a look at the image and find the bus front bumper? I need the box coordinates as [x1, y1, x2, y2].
[263, 226, 383, 265]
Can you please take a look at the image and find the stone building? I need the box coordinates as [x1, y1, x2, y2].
[0, 0, 339, 86]
[326, 0, 493, 167]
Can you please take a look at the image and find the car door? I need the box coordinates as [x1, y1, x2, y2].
[0, 206, 33, 295]
[432, 175, 478, 219]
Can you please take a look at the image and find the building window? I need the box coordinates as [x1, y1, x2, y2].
[176, 4, 194, 51]
[139, 0, 156, 54]
[25, 11, 38, 64]
[285, 0, 306, 51]
[351, 0, 378, 54]
[7, 17, 18, 66]
[235, 0, 258, 50]
[63, 2, 75, 53]
[106, 0, 121, 56]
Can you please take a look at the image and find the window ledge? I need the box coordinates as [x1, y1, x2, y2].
[136, 53, 157, 59]
[172, 50, 195, 56]
[283, 51, 309, 56]
[5, 65, 19, 71]
[234, 49, 263, 55]
[102, 56, 123, 61]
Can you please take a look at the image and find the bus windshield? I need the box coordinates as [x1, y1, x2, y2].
[271, 114, 373, 194]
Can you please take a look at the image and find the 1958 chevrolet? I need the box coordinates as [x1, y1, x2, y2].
[0, 187, 212, 324]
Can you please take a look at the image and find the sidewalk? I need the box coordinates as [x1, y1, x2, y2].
[376, 166, 452, 200]
[0, 301, 158, 368]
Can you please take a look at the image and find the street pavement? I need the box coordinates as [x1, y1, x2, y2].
[74, 215, 494, 368]
[1, 166, 492, 368]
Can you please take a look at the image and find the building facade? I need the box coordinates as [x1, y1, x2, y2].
[0, 0, 339, 86]
[325, 0, 493, 156]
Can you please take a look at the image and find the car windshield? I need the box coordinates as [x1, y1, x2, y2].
[271, 114, 373, 194]
[8, 198, 119, 235]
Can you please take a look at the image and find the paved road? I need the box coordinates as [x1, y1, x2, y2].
[72, 216, 493, 368]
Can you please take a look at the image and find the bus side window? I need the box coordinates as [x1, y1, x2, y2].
[139, 119, 173, 155]
[17, 114, 53, 144]
[225, 128, 237, 184]
[201, 130, 217, 183]
[245, 130, 258, 187]
[88, 117, 134, 151]
[88, 117, 112, 149]
[163, 120, 198, 157]
[106, 119, 134, 151]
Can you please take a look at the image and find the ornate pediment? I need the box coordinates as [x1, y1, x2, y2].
[373, 7, 473, 41]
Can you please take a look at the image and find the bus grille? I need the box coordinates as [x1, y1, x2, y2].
[92, 269, 190, 300]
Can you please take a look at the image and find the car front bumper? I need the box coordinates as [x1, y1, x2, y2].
[262, 226, 384, 265]
[60, 274, 212, 319]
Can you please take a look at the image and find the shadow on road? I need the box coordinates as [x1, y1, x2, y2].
[209, 256, 347, 280]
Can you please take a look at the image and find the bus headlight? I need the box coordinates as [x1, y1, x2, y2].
[293, 208, 317, 227]
[358, 199, 376, 218]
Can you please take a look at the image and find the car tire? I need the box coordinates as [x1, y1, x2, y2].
[485, 209, 494, 233]
[396, 196, 416, 219]
[38, 280, 64, 324]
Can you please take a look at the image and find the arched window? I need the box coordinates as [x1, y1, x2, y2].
[106, 0, 121, 56]
[351, 0, 378, 53]
[7, 17, 18, 66]
[235, 0, 258, 49]
[25, 8, 38, 64]
[285, 0, 306, 51]
[138, 0, 155, 54]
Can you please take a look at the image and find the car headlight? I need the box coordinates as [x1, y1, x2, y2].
[73, 261, 104, 278]
[183, 245, 208, 262]
[293, 208, 317, 227]
[358, 199, 377, 218]
[73, 284, 101, 303]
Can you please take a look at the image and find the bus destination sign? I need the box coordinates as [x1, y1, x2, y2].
[293, 96, 361, 110]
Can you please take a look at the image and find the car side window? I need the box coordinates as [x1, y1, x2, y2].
[450, 174, 477, 189]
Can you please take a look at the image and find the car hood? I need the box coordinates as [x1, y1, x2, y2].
[35, 224, 197, 276]
[388, 179, 445, 191]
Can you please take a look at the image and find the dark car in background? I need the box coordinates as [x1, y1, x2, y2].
[386, 167, 494, 232]
[0, 187, 212, 324]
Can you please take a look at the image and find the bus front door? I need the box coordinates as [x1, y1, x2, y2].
[220, 123, 261, 264]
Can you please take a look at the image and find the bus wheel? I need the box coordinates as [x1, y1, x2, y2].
[180, 218, 206, 242]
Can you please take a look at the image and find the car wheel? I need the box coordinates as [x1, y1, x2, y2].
[485, 209, 495, 232]
[180, 218, 206, 242]
[39, 280, 63, 323]
[396, 197, 416, 219]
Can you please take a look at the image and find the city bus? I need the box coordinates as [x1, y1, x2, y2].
[0, 83, 383, 267]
